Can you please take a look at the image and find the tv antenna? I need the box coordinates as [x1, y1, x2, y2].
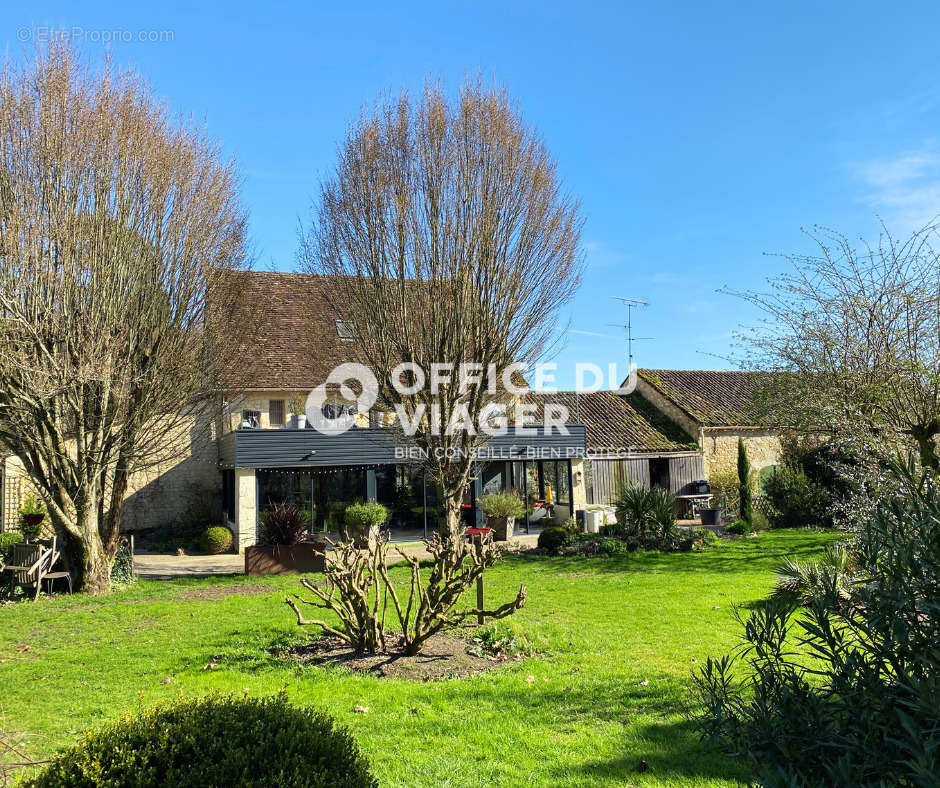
[609, 297, 653, 369]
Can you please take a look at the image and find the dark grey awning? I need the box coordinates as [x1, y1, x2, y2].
[219, 426, 587, 469]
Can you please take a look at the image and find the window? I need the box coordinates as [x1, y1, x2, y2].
[269, 399, 285, 427]
[240, 409, 260, 428]
[335, 319, 359, 340]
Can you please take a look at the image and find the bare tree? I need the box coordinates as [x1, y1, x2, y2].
[0, 46, 251, 592]
[730, 223, 940, 472]
[299, 80, 584, 535]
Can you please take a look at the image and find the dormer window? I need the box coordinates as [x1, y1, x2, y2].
[335, 319, 359, 341]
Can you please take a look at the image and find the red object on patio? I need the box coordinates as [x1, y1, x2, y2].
[464, 527, 493, 539]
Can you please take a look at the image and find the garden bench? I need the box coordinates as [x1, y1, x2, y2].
[3, 539, 56, 601]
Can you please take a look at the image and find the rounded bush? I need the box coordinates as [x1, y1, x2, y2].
[537, 525, 571, 555]
[199, 525, 234, 554]
[23, 693, 376, 788]
[725, 520, 749, 535]
[343, 502, 388, 529]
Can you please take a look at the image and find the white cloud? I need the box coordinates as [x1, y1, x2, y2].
[569, 328, 619, 340]
[851, 144, 940, 231]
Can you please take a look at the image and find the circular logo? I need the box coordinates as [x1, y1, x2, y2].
[306, 363, 379, 436]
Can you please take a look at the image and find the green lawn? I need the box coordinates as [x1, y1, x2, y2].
[0, 530, 839, 787]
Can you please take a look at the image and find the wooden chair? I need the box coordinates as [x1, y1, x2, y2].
[4, 539, 54, 601]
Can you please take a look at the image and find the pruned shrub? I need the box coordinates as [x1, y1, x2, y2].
[693, 456, 940, 786]
[724, 520, 748, 536]
[343, 502, 388, 545]
[537, 525, 570, 555]
[343, 502, 388, 530]
[199, 525, 234, 554]
[22, 693, 376, 788]
[259, 504, 310, 546]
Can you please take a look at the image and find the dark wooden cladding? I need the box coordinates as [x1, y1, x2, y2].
[219, 426, 587, 469]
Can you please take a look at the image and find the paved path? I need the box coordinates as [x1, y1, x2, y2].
[134, 533, 543, 579]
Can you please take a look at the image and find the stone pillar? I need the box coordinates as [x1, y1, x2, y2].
[570, 458, 588, 512]
[235, 468, 257, 552]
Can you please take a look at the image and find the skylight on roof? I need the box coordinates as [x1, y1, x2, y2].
[335, 319, 359, 340]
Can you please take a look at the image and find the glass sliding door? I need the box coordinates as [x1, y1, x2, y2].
[312, 468, 366, 531]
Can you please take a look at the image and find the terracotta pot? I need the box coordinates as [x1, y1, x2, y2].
[244, 542, 326, 575]
[487, 515, 515, 541]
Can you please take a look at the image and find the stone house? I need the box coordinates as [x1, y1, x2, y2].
[0, 272, 783, 545]
[634, 369, 783, 477]
[523, 390, 703, 505]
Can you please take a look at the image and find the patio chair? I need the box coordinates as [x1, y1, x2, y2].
[4, 538, 55, 601]
[43, 540, 72, 595]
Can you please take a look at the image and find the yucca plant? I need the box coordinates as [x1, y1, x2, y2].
[612, 484, 679, 548]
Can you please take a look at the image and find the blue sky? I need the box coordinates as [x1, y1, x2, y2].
[6, 1, 940, 387]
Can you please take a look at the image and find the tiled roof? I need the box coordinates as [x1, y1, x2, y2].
[638, 369, 774, 427]
[221, 271, 364, 390]
[522, 390, 696, 453]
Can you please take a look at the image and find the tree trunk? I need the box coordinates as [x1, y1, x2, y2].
[912, 422, 940, 475]
[76, 506, 112, 595]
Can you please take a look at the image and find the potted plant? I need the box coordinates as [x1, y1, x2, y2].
[343, 502, 388, 548]
[18, 494, 46, 542]
[245, 504, 325, 575]
[479, 491, 525, 541]
[288, 399, 307, 429]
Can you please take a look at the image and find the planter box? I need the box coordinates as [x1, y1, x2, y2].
[244, 542, 326, 575]
[487, 515, 514, 541]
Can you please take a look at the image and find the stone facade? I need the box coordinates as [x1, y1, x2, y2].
[233, 467, 257, 551]
[120, 413, 222, 532]
[1, 411, 222, 536]
[703, 429, 782, 477]
[634, 375, 784, 482]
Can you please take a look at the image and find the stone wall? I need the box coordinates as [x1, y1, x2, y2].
[121, 414, 221, 532]
[702, 429, 782, 478]
[2, 412, 222, 536]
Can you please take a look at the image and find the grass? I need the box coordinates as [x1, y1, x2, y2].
[0, 529, 840, 786]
